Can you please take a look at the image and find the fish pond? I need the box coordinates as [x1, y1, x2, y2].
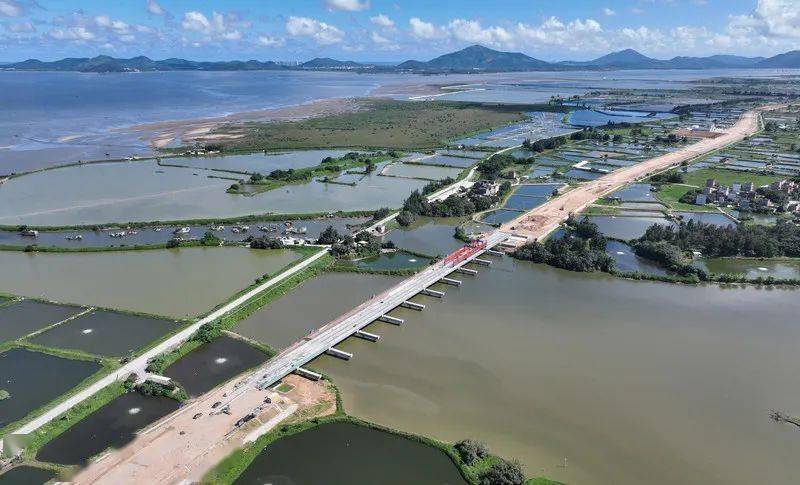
[29, 310, 179, 357]
[354, 251, 433, 271]
[0, 466, 56, 485]
[36, 391, 179, 465]
[694, 258, 800, 280]
[383, 217, 465, 257]
[232, 422, 466, 485]
[587, 215, 674, 240]
[0, 247, 301, 318]
[164, 335, 268, 397]
[0, 348, 101, 429]
[0, 300, 83, 344]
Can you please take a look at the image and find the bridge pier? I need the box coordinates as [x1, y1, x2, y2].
[420, 288, 445, 298]
[486, 249, 504, 256]
[400, 301, 426, 311]
[294, 367, 322, 381]
[326, 347, 353, 360]
[379, 314, 404, 325]
[473, 258, 492, 266]
[440, 277, 462, 286]
[354, 330, 380, 342]
[456, 267, 478, 276]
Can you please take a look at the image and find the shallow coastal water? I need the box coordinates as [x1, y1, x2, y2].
[306, 258, 800, 485]
[0, 247, 300, 317]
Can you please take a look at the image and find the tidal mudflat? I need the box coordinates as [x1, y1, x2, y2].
[0, 248, 301, 318]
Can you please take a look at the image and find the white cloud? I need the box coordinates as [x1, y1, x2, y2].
[324, 0, 370, 12]
[286, 16, 344, 45]
[257, 35, 284, 47]
[447, 19, 511, 47]
[370, 14, 395, 29]
[181, 11, 243, 42]
[603, 8, 616, 17]
[728, 0, 800, 39]
[409, 17, 442, 39]
[147, 0, 165, 16]
[49, 26, 96, 41]
[4, 21, 33, 32]
[0, 1, 23, 17]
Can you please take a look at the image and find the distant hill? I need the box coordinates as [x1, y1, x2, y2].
[756, 50, 800, 68]
[398, 45, 550, 72]
[3, 47, 798, 73]
[300, 57, 364, 69]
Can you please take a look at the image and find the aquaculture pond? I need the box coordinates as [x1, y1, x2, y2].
[0, 247, 301, 318]
[36, 392, 179, 465]
[0, 300, 83, 344]
[0, 348, 101, 428]
[158, 150, 354, 174]
[29, 310, 179, 357]
[587, 215, 674, 240]
[513, 183, 562, 197]
[567, 109, 674, 127]
[381, 163, 463, 181]
[693, 258, 800, 280]
[414, 154, 478, 168]
[232, 422, 466, 485]
[605, 240, 669, 275]
[674, 211, 736, 227]
[235, 272, 403, 350]
[164, 335, 267, 397]
[503, 195, 547, 211]
[354, 251, 433, 271]
[0, 160, 426, 226]
[383, 217, 465, 257]
[479, 209, 521, 226]
[310, 257, 800, 485]
[0, 217, 368, 249]
[0, 466, 56, 484]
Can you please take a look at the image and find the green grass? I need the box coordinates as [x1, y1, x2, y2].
[274, 383, 294, 393]
[680, 167, 783, 188]
[211, 99, 528, 151]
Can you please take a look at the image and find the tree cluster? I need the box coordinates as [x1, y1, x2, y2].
[649, 170, 684, 184]
[522, 134, 567, 152]
[402, 181, 511, 218]
[246, 236, 284, 249]
[638, 219, 800, 258]
[454, 439, 488, 466]
[513, 217, 614, 273]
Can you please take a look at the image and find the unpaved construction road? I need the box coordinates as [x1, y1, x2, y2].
[500, 104, 784, 244]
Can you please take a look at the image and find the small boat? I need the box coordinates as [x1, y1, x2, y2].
[154, 227, 163, 232]
[20, 229, 38, 237]
[109, 231, 126, 238]
[209, 225, 225, 231]
[65, 234, 83, 241]
[173, 227, 190, 235]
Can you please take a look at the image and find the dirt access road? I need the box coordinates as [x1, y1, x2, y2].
[500, 104, 785, 244]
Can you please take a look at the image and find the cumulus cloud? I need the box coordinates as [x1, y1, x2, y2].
[728, 0, 800, 39]
[324, 0, 370, 12]
[409, 17, 443, 39]
[370, 13, 395, 29]
[257, 35, 284, 47]
[286, 16, 344, 44]
[147, 0, 165, 16]
[181, 11, 244, 42]
[447, 19, 511, 47]
[0, 0, 23, 17]
[49, 26, 95, 41]
[3, 20, 33, 32]
[603, 8, 616, 16]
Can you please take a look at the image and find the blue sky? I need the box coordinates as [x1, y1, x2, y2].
[0, 0, 796, 61]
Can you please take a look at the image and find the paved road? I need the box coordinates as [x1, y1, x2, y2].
[3, 248, 329, 445]
[499, 105, 783, 244]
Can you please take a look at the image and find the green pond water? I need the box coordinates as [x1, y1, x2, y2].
[355, 251, 432, 270]
[695, 258, 800, 280]
[0, 247, 301, 318]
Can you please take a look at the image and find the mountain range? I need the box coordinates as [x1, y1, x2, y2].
[3, 45, 799, 73]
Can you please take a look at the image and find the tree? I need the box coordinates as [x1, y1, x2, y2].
[200, 231, 221, 246]
[479, 459, 526, 485]
[454, 439, 489, 465]
[396, 210, 416, 227]
[317, 226, 340, 245]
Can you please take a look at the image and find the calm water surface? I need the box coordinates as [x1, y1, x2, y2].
[0, 247, 300, 317]
[0, 300, 83, 344]
[233, 422, 465, 485]
[0, 465, 56, 484]
[299, 258, 800, 485]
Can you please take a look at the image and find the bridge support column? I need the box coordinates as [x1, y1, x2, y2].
[456, 267, 478, 275]
[326, 347, 353, 360]
[295, 367, 322, 381]
[486, 249, 504, 256]
[440, 277, 462, 286]
[473, 258, 492, 266]
[354, 330, 380, 342]
[400, 301, 426, 311]
[420, 288, 445, 298]
[379, 315, 404, 325]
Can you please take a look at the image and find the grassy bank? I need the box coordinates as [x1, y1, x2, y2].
[211, 99, 528, 151]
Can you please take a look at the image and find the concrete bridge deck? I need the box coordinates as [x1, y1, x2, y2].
[217, 230, 509, 407]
